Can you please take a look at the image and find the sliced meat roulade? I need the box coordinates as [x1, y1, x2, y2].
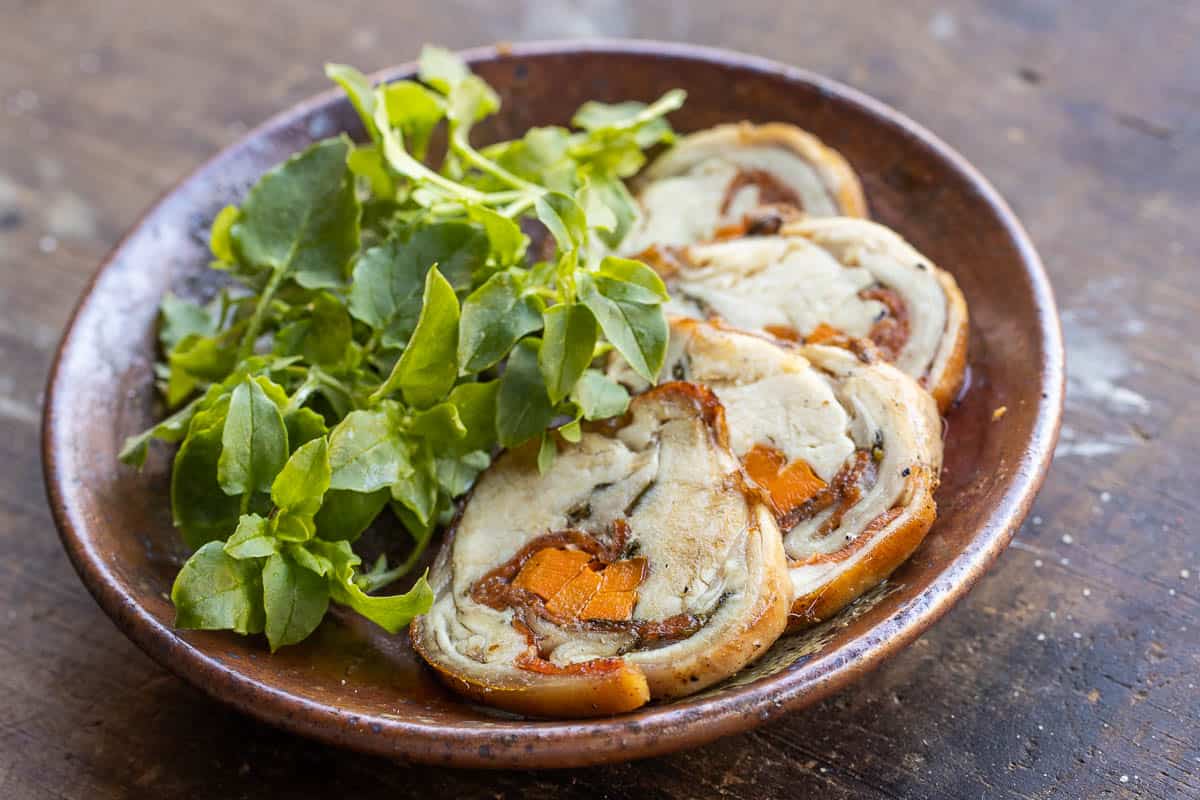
[610, 320, 942, 627]
[643, 217, 968, 412]
[410, 383, 792, 718]
[620, 122, 867, 254]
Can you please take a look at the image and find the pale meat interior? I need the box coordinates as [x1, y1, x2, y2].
[610, 322, 942, 607]
[659, 218, 952, 386]
[621, 146, 842, 253]
[416, 387, 790, 704]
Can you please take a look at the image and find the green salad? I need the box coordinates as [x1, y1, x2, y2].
[120, 46, 685, 651]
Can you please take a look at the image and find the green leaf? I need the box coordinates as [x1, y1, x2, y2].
[447, 75, 499, 127]
[596, 255, 670, 303]
[209, 205, 241, 263]
[537, 431, 557, 474]
[408, 402, 467, 446]
[435, 450, 490, 497]
[391, 449, 437, 525]
[482, 127, 572, 188]
[578, 272, 667, 384]
[313, 488, 389, 542]
[559, 417, 583, 443]
[308, 538, 432, 633]
[349, 223, 487, 347]
[331, 569, 434, 635]
[347, 145, 394, 198]
[224, 513, 277, 559]
[325, 63, 378, 141]
[370, 266, 459, 408]
[168, 331, 239, 383]
[347, 239, 425, 347]
[457, 271, 544, 373]
[579, 175, 637, 248]
[539, 303, 598, 404]
[286, 542, 332, 576]
[392, 499, 440, 555]
[271, 437, 331, 516]
[572, 91, 684, 141]
[218, 377, 289, 497]
[382, 81, 445, 159]
[172, 541, 265, 634]
[284, 407, 327, 452]
[409, 222, 490, 293]
[496, 338, 555, 447]
[571, 369, 631, 420]
[299, 292, 352, 366]
[263, 551, 330, 651]
[272, 511, 316, 543]
[328, 409, 410, 492]
[418, 45, 470, 93]
[171, 400, 241, 548]
[120, 396, 202, 467]
[534, 191, 587, 252]
[159, 293, 217, 353]
[467, 205, 528, 267]
[446, 380, 500, 453]
[567, 90, 684, 177]
[231, 137, 361, 290]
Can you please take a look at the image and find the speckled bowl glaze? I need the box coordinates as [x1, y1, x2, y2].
[42, 40, 1063, 769]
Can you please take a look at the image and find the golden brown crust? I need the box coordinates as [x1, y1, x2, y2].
[638, 121, 868, 218]
[928, 268, 970, 413]
[639, 503, 791, 699]
[787, 467, 938, 628]
[732, 122, 868, 218]
[410, 382, 791, 716]
[408, 621, 653, 717]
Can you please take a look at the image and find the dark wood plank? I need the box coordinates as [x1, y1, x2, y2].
[1, 1, 1197, 797]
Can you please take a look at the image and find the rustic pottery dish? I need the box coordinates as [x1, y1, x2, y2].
[42, 40, 1063, 768]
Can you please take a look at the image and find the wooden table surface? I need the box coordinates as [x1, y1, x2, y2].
[3, 2, 1197, 797]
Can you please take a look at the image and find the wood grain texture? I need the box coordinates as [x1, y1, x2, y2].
[2, 1, 1196, 797]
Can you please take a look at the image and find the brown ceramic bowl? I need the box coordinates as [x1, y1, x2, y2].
[42, 40, 1063, 768]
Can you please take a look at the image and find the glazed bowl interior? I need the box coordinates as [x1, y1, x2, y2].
[43, 40, 1062, 769]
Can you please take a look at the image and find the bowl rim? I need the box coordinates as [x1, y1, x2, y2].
[42, 38, 1064, 769]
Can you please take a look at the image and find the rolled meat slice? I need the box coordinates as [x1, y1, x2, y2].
[610, 320, 942, 627]
[410, 383, 792, 718]
[645, 217, 969, 412]
[620, 122, 866, 255]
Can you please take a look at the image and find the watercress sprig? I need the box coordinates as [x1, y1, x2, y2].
[120, 46, 684, 650]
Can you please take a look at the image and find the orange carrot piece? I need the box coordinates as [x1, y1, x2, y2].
[598, 558, 648, 593]
[743, 443, 827, 515]
[545, 566, 603, 618]
[512, 548, 591, 601]
[580, 590, 639, 621]
[804, 322, 845, 345]
[763, 324, 802, 343]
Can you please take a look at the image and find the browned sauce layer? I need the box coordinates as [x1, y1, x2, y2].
[778, 449, 878, 534]
[791, 506, 905, 567]
[471, 520, 703, 673]
[720, 169, 803, 215]
[860, 286, 911, 361]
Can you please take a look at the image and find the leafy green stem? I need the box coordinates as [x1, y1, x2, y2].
[450, 129, 542, 194]
[500, 193, 538, 219]
[237, 267, 286, 361]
